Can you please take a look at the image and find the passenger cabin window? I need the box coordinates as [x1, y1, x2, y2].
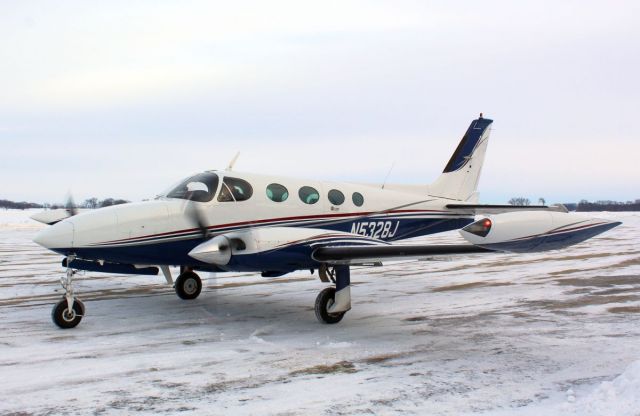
[266, 183, 289, 202]
[165, 172, 219, 202]
[352, 192, 364, 207]
[298, 186, 320, 205]
[218, 176, 253, 202]
[328, 189, 345, 205]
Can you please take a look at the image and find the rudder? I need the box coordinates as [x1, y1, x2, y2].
[428, 115, 493, 201]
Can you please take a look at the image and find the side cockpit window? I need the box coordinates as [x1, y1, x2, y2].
[218, 176, 253, 202]
[165, 172, 219, 202]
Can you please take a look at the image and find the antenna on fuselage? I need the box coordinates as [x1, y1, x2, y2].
[381, 162, 395, 190]
[226, 152, 240, 171]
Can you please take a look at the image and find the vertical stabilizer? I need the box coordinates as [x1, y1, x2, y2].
[428, 115, 493, 201]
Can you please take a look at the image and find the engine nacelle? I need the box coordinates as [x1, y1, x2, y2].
[460, 211, 620, 253]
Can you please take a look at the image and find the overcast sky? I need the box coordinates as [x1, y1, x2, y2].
[1, 0, 638, 204]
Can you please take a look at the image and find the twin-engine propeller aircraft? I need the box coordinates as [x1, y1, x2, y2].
[33, 115, 621, 328]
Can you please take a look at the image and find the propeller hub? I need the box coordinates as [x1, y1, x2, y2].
[188, 235, 232, 265]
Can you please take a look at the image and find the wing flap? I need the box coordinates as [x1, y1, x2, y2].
[313, 244, 492, 265]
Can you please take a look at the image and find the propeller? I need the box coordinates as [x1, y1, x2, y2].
[65, 193, 78, 217]
[185, 200, 211, 240]
[183, 199, 236, 264]
[183, 199, 220, 300]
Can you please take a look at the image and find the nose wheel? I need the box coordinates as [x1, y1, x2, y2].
[52, 256, 84, 329]
[52, 297, 85, 329]
[174, 270, 202, 300]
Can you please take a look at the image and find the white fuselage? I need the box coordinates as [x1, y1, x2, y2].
[34, 170, 473, 269]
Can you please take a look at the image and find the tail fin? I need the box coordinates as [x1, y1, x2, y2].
[428, 115, 493, 201]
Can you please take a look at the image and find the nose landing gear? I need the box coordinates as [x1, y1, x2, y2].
[51, 256, 85, 329]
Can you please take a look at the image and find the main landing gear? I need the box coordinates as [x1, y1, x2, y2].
[315, 265, 351, 324]
[51, 256, 85, 329]
[174, 268, 202, 300]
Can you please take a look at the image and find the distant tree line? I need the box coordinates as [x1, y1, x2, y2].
[507, 197, 640, 211]
[0, 199, 44, 209]
[1, 198, 129, 210]
[508, 197, 547, 206]
[576, 200, 640, 212]
[75, 197, 129, 209]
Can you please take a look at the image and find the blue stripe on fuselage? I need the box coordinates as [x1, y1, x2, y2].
[53, 216, 474, 271]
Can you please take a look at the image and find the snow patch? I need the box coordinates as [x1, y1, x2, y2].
[0, 209, 45, 229]
[324, 341, 354, 349]
[251, 325, 275, 338]
[563, 360, 640, 416]
[1, 209, 638, 415]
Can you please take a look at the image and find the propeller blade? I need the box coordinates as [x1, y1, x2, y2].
[65, 193, 78, 217]
[185, 201, 210, 239]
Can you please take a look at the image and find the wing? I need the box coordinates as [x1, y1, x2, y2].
[189, 206, 619, 268]
[312, 244, 492, 265]
[445, 203, 568, 215]
[187, 225, 494, 267]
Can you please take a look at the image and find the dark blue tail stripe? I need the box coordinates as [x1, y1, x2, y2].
[443, 117, 493, 173]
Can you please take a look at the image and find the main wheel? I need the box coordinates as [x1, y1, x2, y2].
[175, 271, 202, 300]
[315, 287, 346, 324]
[51, 298, 84, 329]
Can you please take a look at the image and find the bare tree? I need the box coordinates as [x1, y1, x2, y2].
[538, 197, 546, 205]
[508, 197, 531, 206]
[83, 197, 99, 209]
[99, 198, 129, 208]
[99, 198, 115, 208]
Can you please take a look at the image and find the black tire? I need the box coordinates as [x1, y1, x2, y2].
[315, 287, 346, 324]
[175, 271, 202, 300]
[75, 298, 85, 316]
[51, 298, 84, 329]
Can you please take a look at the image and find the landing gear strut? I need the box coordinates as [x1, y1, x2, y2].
[175, 270, 202, 300]
[52, 256, 85, 329]
[315, 265, 351, 324]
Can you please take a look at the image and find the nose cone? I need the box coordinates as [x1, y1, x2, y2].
[33, 221, 74, 249]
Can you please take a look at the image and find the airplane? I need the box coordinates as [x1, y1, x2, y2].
[32, 114, 621, 329]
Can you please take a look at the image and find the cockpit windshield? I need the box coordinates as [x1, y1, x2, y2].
[164, 172, 219, 202]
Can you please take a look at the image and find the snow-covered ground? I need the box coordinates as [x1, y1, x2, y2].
[0, 209, 639, 415]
